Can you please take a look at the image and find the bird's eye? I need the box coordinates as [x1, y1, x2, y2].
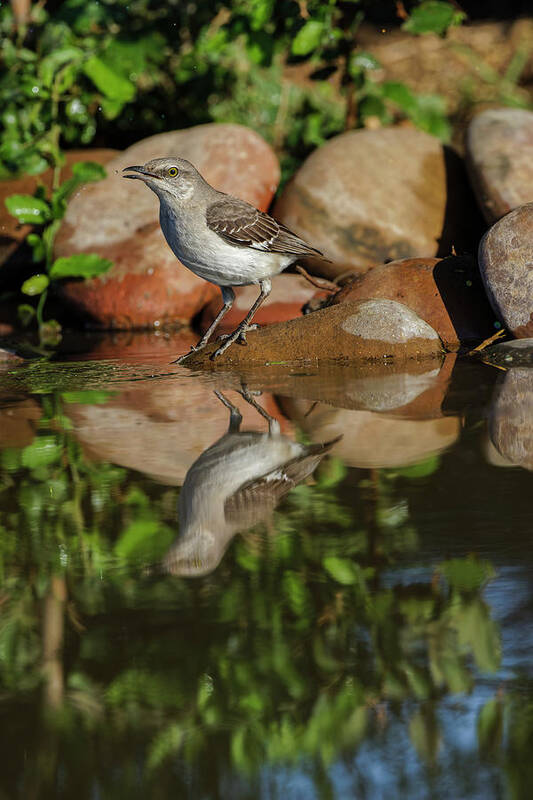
[168, 166, 179, 177]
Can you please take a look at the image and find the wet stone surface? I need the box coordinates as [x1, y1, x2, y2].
[483, 338, 533, 368]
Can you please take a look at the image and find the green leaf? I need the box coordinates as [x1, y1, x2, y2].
[21, 274, 49, 296]
[83, 56, 136, 102]
[27, 233, 45, 263]
[114, 518, 173, 560]
[61, 391, 115, 405]
[440, 557, 495, 593]
[39, 47, 84, 87]
[403, 1, 466, 35]
[5, 194, 51, 224]
[18, 303, 35, 326]
[49, 253, 113, 279]
[21, 436, 62, 468]
[477, 697, 503, 755]
[323, 556, 362, 586]
[349, 51, 381, 75]
[393, 455, 440, 479]
[291, 20, 324, 56]
[71, 161, 107, 182]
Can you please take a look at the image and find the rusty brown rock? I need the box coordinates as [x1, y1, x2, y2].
[54, 124, 280, 329]
[489, 368, 533, 470]
[478, 202, 533, 338]
[0, 149, 117, 268]
[273, 127, 481, 280]
[0, 398, 41, 448]
[327, 256, 496, 349]
[184, 299, 444, 369]
[466, 108, 533, 223]
[200, 273, 329, 337]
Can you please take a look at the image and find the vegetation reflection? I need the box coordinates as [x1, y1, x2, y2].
[0, 388, 503, 798]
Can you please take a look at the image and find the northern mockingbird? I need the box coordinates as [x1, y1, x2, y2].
[123, 158, 324, 362]
[160, 388, 340, 577]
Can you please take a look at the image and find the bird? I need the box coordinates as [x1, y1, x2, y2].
[122, 158, 325, 362]
[159, 388, 340, 577]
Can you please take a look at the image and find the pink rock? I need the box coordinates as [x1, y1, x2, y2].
[55, 124, 281, 329]
[200, 273, 329, 336]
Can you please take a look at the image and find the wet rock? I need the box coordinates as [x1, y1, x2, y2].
[489, 368, 533, 470]
[273, 127, 481, 280]
[184, 299, 444, 369]
[67, 378, 290, 485]
[200, 273, 329, 337]
[478, 202, 533, 338]
[327, 256, 496, 349]
[54, 124, 280, 329]
[0, 149, 117, 268]
[283, 401, 459, 468]
[482, 338, 533, 369]
[466, 108, 533, 223]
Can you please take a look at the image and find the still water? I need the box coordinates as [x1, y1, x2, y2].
[0, 334, 532, 800]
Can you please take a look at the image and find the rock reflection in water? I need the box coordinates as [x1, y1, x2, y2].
[162, 388, 338, 577]
[489, 367, 533, 470]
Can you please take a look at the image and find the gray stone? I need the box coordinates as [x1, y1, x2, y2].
[478, 202, 533, 338]
[483, 339, 533, 368]
[273, 126, 480, 279]
[466, 108, 533, 223]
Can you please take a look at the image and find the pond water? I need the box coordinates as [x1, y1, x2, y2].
[0, 334, 532, 800]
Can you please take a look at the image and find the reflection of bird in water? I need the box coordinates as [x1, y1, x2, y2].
[162, 388, 340, 577]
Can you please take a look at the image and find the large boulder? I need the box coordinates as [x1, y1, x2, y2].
[184, 298, 444, 368]
[478, 202, 533, 338]
[54, 124, 280, 329]
[489, 368, 533, 470]
[326, 256, 496, 350]
[466, 108, 533, 223]
[273, 127, 481, 280]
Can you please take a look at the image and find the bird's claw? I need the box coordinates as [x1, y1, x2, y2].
[171, 343, 204, 364]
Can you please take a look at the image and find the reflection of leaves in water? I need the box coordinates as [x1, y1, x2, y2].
[0, 393, 504, 797]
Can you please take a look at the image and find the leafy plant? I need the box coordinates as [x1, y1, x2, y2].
[4, 161, 112, 343]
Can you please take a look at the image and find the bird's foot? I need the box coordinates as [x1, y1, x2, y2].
[217, 323, 259, 347]
[171, 342, 205, 364]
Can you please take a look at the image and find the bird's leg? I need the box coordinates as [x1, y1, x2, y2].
[172, 287, 235, 364]
[213, 390, 242, 433]
[239, 384, 280, 436]
[211, 279, 271, 360]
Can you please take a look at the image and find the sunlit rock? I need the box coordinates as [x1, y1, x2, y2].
[478, 202, 533, 338]
[466, 108, 533, 223]
[326, 256, 496, 350]
[185, 299, 444, 368]
[54, 124, 280, 329]
[273, 126, 481, 280]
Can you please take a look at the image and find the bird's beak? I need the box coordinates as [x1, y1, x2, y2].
[122, 165, 160, 181]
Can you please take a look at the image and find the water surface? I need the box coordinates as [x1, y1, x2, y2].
[0, 335, 532, 799]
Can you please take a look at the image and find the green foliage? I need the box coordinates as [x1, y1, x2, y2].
[403, 1, 466, 36]
[4, 161, 111, 341]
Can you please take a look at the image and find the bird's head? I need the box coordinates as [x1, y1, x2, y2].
[122, 157, 206, 203]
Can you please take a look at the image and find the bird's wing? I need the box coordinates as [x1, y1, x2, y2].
[224, 436, 341, 528]
[206, 197, 324, 257]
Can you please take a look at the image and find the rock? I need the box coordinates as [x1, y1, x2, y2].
[282, 401, 459, 468]
[466, 108, 533, 223]
[67, 378, 291, 485]
[273, 127, 481, 280]
[478, 202, 533, 338]
[200, 273, 329, 336]
[0, 149, 117, 268]
[482, 338, 533, 369]
[326, 256, 496, 349]
[54, 124, 280, 329]
[489, 368, 533, 470]
[184, 298, 444, 368]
